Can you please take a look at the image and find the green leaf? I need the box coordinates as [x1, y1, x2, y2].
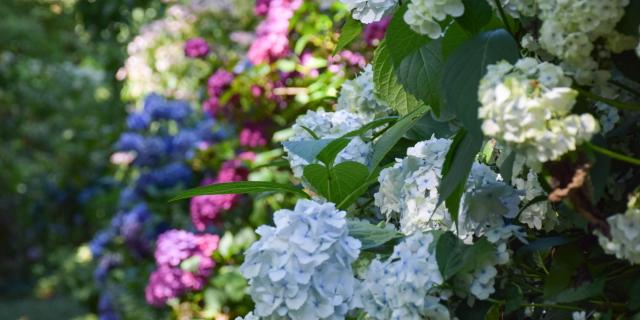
[438, 129, 483, 217]
[373, 40, 428, 115]
[170, 181, 308, 201]
[369, 105, 429, 170]
[616, 0, 640, 36]
[485, 304, 501, 320]
[333, 16, 363, 54]
[342, 116, 397, 138]
[441, 29, 519, 134]
[629, 277, 640, 310]
[385, 3, 431, 65]
[406, 112, 455, 140]
[504, 284, 524, 314]
[347, 219, 403, 250]
[436, 232, 495, 280]
[317, 138, 351, 166]
[455, 0, 493, 35]
[396, 39, 444, 115]
[442, 22, 472, 60]
[543, 244, 583, 298]
[337, 166, 384, 210]
[548, 278, 605, 304]
[455, 301, 492, 320]
[441, 129, 468, 226]
[282, 138, 333, 162]
[590, 136, 611, 202]
[498, 150, 516, 183]
[515, 236, 572, 259]
[303, 161, 370, 203]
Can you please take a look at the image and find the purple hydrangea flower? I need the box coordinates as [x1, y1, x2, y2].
[247, 0, 302, 64]
[184, 37, 210, 58]
[239, 122, 269, 148]
[363, 16, 390, 46]
[207, 70, 234, 97]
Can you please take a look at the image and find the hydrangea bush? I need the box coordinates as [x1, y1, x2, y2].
[175, 0, 640, 319]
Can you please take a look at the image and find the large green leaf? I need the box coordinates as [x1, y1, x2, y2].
[616, 0, 640, 36]
[436, 232, 495, 280]
[385, 3, 431, 65]
[543, 244, 583, 299]
[396, 40, 444, 115]
[282, 139, 334, 163]
[441, 29, 519, 134]
[369, 105, 429, 170]
[548, 278, 605, 304]
[303, 161, 370, 204]
[337, 166, 384, 210]
[438, 129, 483, 216]
[170, 181, 308, 201]
[333, 16, 363, 54]
[317, 138, 351, 166]
[441, 22, 472, 60]
[373, 40, 428, 115]
[455, 0, 493, 35]
[406, 112, 455, 140]
[347, 219, 403, 250]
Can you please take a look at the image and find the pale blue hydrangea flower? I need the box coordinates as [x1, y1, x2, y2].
[375, 137, 519, 239]
[284, 109, 372, 178]
[336, 65, 390, 119]
[478, 58, 599, 172]
[489, 0, 537, 17]
[359, 232, 450, 320]
[239, 200, 361, 320]
[597, 207, 640, 265]
[404, 0, 464, 39]
[513, 170, 558, 231]
[340, 0, 399, 24]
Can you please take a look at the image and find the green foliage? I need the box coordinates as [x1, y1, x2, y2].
[347, 220, 403, 250]
[304, 161, 370, 203]
[385, 4, 431, 65]
[436, 232, 495, 280]
[171, 181, 309, 201]
[395, 40, 444, 115]
[334, 16, 363, 54]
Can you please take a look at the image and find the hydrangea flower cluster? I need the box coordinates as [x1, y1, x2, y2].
[284, 109, 372, 178]
[184, 37, 210, 58]
[359, 232, 449, 320]
[145, 230, 220, 306]
[478, 58, 600, 171]
[239, 122, 270, 148]
[404, 0, 465, 39]
[247, 0, 302, 64]
[490, 0, 537, 18]
[204, 69, 235, 115]
[190, 156, 251, 231]
[340, 0, 398, 24]
[513, 170, 558, 231]
[363, 16, 391, 46]
[596, 193, 640, 265]
[336, 64, 390, 119]
[455, 225, 525, 300]
[239, 200, 361, 319]
[375, 137, 518, 238]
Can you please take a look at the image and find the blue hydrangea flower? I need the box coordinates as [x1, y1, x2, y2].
[126, 112, 151, 130]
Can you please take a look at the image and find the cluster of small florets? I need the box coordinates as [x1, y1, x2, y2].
[340, 0, 398, 24]
[456, 225, 525, 300]
[145, 230, 220, 306]
[284, 109, 372, 178]
[478, 58, 600, 171]
[190, 155, 251, 231]
[204, 69, 235, 115]
[513, 170, 558, 231]
[404, 0, 464, 39]
[247, 0, 302, 64]
[239, 200, 361, 319]
[359, 232, 450, 320]
[490, 0, 537, 18]
[521, 0, 636, 85]
[363, 16, 391, 46]
[239, 122, 270, 148]
[336, 65, 390, 119]
[375, 137, 518, 237]
[184, 37, 210, 58]
[597, 207, 640, 265]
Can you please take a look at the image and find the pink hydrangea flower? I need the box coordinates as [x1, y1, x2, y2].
[184, 37, 210, 58]
[363, 16, 390, 46]
[239, 122, 269, 148]
[247, 0, 302, 64]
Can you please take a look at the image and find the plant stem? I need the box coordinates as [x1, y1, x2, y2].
[493, 0, 514, 36]
[486, 298, 582, 311]
[585, 142, 640, 166]
[576, 87, 640, 112]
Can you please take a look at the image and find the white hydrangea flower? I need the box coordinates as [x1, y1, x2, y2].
[404, 0, 464, 39]
[375, 137, 520, 238]
[340, 0, 399, 24]
[359, 232, 450, 320]
[234, 312, 258, 320]
[535, 0, 633, 85]
[239, 200, 361, 319]
[572, 311, 587, 320]
[489, 0, 537, 17]
[458, 225, 525, 300]
[596, 207, 640, 265]
[514, 171, 558, 231]
[337, 65, 391, 119]
[285, 109, 372, 178]
[478, 58, 600, 171]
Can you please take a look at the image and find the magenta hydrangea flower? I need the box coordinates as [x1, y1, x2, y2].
[255, 0, 271, 16]
[145, 230, 220, 306]
[190, 157, 251, 231]
[239, 122, 269, 148]
[363, 16, 391, 46]
[207, 70, 234, 97]
[247, 0, 302, 64]
[328, 50, 367, 74]
[184, 37, 210, 58]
